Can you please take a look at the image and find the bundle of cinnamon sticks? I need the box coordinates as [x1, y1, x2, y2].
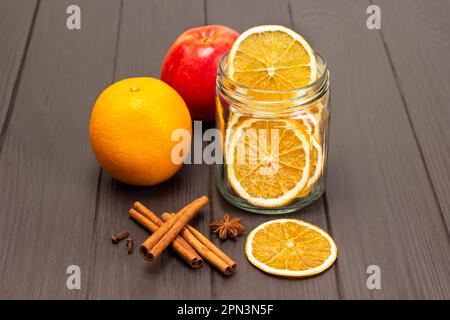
[129, 196, 237, 276]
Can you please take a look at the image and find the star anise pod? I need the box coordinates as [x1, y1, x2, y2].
[209, 214, 244, 240]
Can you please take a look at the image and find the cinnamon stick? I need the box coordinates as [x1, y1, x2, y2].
[128, 208, 202, 268]
[139, 196, 209, 261]
[186, 224, 237, 271]
[162, 213, 236, 276]
[133, 202, 198, 257]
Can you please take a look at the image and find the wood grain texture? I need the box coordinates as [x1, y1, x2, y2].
[0, 0, 121, 299]
[373, 0, 450, 230]
[0, 0, 449, 300]
[206, 0, 340, 300]
[0, 0, 37, 136]
[290, 0, 450, 299]
[87, 0, 213, 299]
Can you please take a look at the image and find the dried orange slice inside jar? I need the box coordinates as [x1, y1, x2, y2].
[215, 25, 330, 214]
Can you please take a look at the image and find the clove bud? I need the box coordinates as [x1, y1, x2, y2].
[111, 230, 129, 244]
[127, 238, 134, 254]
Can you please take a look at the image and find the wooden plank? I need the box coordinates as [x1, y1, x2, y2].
[87, 0, 212, 299]
[0, 0, 120, 299]
[373, 0, 450, 230]
[290, 0, 450, 298]
[206, 0, 339, 299]
[0, 0, 37, 137]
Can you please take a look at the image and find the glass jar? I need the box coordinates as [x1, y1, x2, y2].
[215, 53, 330, 214]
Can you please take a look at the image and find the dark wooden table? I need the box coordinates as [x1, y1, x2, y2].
[0, 0, 449, 299]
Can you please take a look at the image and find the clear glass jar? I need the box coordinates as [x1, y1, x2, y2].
[215, 53, 330, 214]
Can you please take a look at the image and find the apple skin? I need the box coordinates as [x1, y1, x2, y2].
[161, 25, 239, 120]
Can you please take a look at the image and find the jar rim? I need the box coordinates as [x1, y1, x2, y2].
[217, 52, 329, 113]
[217, 51, 328, 95]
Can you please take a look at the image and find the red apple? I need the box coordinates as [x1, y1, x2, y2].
[161, 25, 239, 120]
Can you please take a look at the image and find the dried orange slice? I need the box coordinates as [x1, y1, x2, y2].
[299, 101, 326, 141]
[216, 96, 226, 148]
[298, 132, 322, 197]
[226, 118, 310, 208]
[228, 25, 317, 90]
[245, 219, 337, 277]
[300, 113, 321, 142]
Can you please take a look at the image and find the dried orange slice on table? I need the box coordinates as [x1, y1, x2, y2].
[245, 219, 337, 277]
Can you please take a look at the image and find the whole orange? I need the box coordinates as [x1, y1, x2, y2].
[89, 77, 192, 186]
